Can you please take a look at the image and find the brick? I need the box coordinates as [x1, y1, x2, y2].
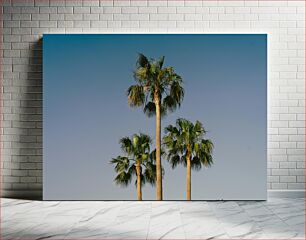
[65, 0, 82, 6]
[83, 0, 99, 6]
[4, 50, 21, 58]
[12, 28, 31, 35]
[21, 6, 39, 13]
[269, 142, 280, 148]
[35, 0, 49, 6]
[3, 21, 19, 28]
[287, 148, 305, 155]
[56, 20, 72, 28]
[158, 7, 176, 14]
[185, 14, 202, 21]
[297, 142, 305, 149]
[279, 128, 297, 135]
[288, 155, 305, 161]
[65, 14, 83, 21]
[83, 13, 99, 20]
[279, 100, 299, 107]
[130, 14, 149, 21]
[271, 155, 287, 162]
[148, 0, 167, 7]
[271, 121, 288, 128]
[12, 170, 28, 177]
[234, 7, 251, 13]
[268, 176, 279, 183]
[90, 6, 104, 13]
[289, 169, 304, 176]
[209, 7, 225, 13]
[99, 13, 113, 20]
[49, 0, 65, 6]
[121, 20, 139, 28]
[139, 7, 157, 13]
[219, 14, 244, 21]
[50, 14, 65, 20]
[177, 7, 196, 14]
[297, 176, 305, 183]
[289, 121, 305, 128]
[4, 176, 20, 183]
[288, 183, 305, 189]
[103, 7, 121, 14]
[177, 21, 194, 28]
[20, 176, 36, 183]
[280, 162, 296, 169]
[12, 14, 31, 20]
[31, 13, 49, 20]
[12, 0, 34, 7]
[74, 21, 90, 28]
[90, 21, 107, 28]
[150, 14, 167, 21]
[196, 7, 209, 14]
[272, 183, 287, 189]
[121, 7, 138, 14]
[280, 176, 296, 183]
[210, 21, 234, 28]
[289, 135, 305, 142]
[185, 0, 202, 6]
[158, 21, 176, 28]
[3, 6, 22, 13]
[28, 170, 42, 177]
[74, 7, 90, 13]
[21, 21, 39, 27]
[268, 162, 279, 169]
[57, 7, 73, 14]
[272, 169, 289, 176]
[279, 142, 296, 149]
[297, 162, 305, 168]
[140, 21, 158, 28]
[12, 183, 28, 189]
[279, 114, 297, 121]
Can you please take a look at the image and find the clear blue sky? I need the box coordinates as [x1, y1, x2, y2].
[43, 34, 267, 200]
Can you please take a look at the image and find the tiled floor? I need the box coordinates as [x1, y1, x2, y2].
[2, 197, 305, 239]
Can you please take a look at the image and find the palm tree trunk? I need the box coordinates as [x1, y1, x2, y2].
[136, 162, 142, 201]
[186, 149, 191, 200]
[155, 95, 163, 200]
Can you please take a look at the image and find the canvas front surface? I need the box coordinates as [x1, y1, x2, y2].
[43, 34, 267, 200]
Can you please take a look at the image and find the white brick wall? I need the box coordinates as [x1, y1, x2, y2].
[1, 0, 305, 198]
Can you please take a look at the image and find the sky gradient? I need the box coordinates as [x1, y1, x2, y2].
[43, 34, 267, 200]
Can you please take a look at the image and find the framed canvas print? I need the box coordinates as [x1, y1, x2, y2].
[43, 34, 267, 200]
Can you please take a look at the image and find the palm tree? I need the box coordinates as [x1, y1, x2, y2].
[110, 133, 157, 200]
[163, 118, 214, 200]
[127, 54, 184, 200]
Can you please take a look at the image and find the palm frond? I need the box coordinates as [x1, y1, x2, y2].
[119, 137, 133, 155]
[114, 171, 132, 187]
[169, 80, 184, 106]
[137, 53, 149, 68]
[143, 101, 156, 117]
[127, 84, 145, 107]
[168, 154, 182, 169]
[143, 161, 156, 186]
[158, 56, 165, 69]
[191, 156, 202, 171]
[162, 95, 177, 113]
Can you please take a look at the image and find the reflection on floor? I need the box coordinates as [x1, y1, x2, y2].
[2, 197, 305, 239]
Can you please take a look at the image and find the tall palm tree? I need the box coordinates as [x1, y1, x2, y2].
[127, 54, 184, 200]
[163, 118, 214, 200]
[110, 133, 156, 200]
